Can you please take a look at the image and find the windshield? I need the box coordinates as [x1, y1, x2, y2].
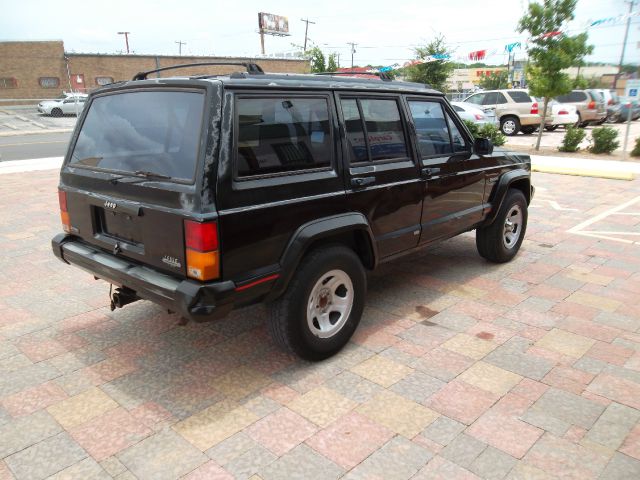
[70, 90, 205, 181]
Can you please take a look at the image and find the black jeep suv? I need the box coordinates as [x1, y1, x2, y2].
[52, 63, 533, 360]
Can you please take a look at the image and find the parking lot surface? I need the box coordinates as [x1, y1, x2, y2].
[0, 168, 639, 479]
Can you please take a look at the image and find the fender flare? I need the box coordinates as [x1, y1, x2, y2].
[265, 213, 377, 301]
[484, 169, 532, 225]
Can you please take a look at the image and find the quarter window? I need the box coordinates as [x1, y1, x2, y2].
[507, 91, 532, 103]
[340, 97, 409, 163]
[236, 97, 332, 177]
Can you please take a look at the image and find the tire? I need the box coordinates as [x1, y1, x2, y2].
[573, 113, 582, 128]
[476, 189, 528, 263]
[500, 116, 520, 136]
[51, 108, 63, 117]
[268, 245, 366, 360]
[544, 125, 559, 131]
[521, 126, 537, 134]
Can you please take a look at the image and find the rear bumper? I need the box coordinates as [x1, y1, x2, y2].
[51, 234, 236, 322]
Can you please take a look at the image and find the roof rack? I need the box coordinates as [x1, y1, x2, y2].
[132, 62, 264, 80]
[314, 71, 393, 81]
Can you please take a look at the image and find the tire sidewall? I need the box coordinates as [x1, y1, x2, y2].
[496, 190, 528, 261]
[290, 249, 366, 357]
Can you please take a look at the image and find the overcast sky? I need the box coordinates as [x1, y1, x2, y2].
[2, 0, 639, 66]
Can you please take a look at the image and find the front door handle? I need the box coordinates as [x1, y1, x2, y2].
[421, 167, 441, 178]
[351, 176, 375, 188]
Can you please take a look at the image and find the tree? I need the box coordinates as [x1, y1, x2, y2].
[479, 70, 509, 90]
[327, 53, 339, 72]
[307, 47, 326, 73]
[405, 35, 454, 92]
[518, 0, 593, 150]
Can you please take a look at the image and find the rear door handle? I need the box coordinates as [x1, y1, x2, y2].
[421, 167, 441, 178]
[351, 176, 375, 188]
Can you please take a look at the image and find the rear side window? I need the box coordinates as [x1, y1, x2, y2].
[341, 97, 409, 163]
[482, 92, 507, 105]
[507, 91, 532, 103]
[70, 90, 205, 181]
[236, 97, 332, 177]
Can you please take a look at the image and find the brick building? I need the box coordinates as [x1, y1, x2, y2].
[0, 40, 310, 101]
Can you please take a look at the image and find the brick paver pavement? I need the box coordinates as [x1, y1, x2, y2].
[0, 168, 639, 479]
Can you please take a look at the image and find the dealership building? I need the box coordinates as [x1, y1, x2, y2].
[0, 40, 310, 102]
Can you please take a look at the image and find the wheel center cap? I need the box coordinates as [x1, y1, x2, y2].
[318, 289, 331, 310]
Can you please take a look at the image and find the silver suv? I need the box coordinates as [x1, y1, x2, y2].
[463, 89, 542, 136]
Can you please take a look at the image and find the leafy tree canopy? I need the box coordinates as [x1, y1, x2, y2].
[405, 35, 454, 92]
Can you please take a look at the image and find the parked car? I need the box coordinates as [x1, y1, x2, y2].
[451, 101, 496, 125]
[554, 89, 607, 127]
[607, 97, 640, 122]
[38, 93, 88, 117]
[463, 89, 541, 136]
[530, 99, 579, 131]
[52, 63, 533, 360]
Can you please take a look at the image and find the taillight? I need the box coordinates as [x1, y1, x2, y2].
[474, 113, 484, 120]
[588, 101, 596, 109]
[58, 189, 71, 233]
[608, 99, 613, 105]
[558, 109, 569, 115]
[531, 102, 538, 114]
[184, 220, 219, 281]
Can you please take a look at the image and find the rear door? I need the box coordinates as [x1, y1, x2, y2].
[60, 85, 213, 277]
[405, 97, 486, 243]
[336, 93, 423, 258]
[215, 90, 346, 282]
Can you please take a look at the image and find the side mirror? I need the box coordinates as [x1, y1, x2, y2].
[474, 137, 494, 156]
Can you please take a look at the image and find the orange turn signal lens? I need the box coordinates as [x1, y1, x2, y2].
[186, 249, 219, 281]
[60, 211, 71, 233]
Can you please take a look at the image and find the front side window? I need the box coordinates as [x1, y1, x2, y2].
[70, 90, 205, 181]
[340, 97, 409, 163]
[409, 101, 452, 157]
[235, 97, 332, 177]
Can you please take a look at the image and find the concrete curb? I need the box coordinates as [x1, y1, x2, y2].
[531, 155, 639, 181]
[0, 128, 73, 137]
[0, 157, 64, 175]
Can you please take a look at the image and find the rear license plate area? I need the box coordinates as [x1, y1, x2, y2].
[95, 207, 143, 246]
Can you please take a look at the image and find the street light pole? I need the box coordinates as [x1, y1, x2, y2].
[117, 32, 130, 54]
[300, 18, 316, 52]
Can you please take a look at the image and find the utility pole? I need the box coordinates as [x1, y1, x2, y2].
[175, 40, 186, 56]
[300, 18, 316, 52]
[117, 32, 130, 54]
[613, 0, 636, 92]
[348, 42, 357, 68]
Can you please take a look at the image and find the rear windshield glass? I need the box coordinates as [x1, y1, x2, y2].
[70, 90, 205, 181]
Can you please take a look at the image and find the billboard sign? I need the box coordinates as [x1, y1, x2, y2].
[259, 13, 290, 35]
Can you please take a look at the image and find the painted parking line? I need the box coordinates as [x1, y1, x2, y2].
[0, 157, 63, 175]
[567, 195, 640, 245]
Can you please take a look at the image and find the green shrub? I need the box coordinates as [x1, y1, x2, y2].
[589, 127, 620, 154]
[463, 120, 505, 147]
[478, 123, 506, 147]
[463, 119, 480, 138]
[558, 126, 586, 152]
[631, 137, 640, 157]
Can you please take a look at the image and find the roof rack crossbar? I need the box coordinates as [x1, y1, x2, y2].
[314, 71, 393, 81]
[132, 62, 264, 80]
